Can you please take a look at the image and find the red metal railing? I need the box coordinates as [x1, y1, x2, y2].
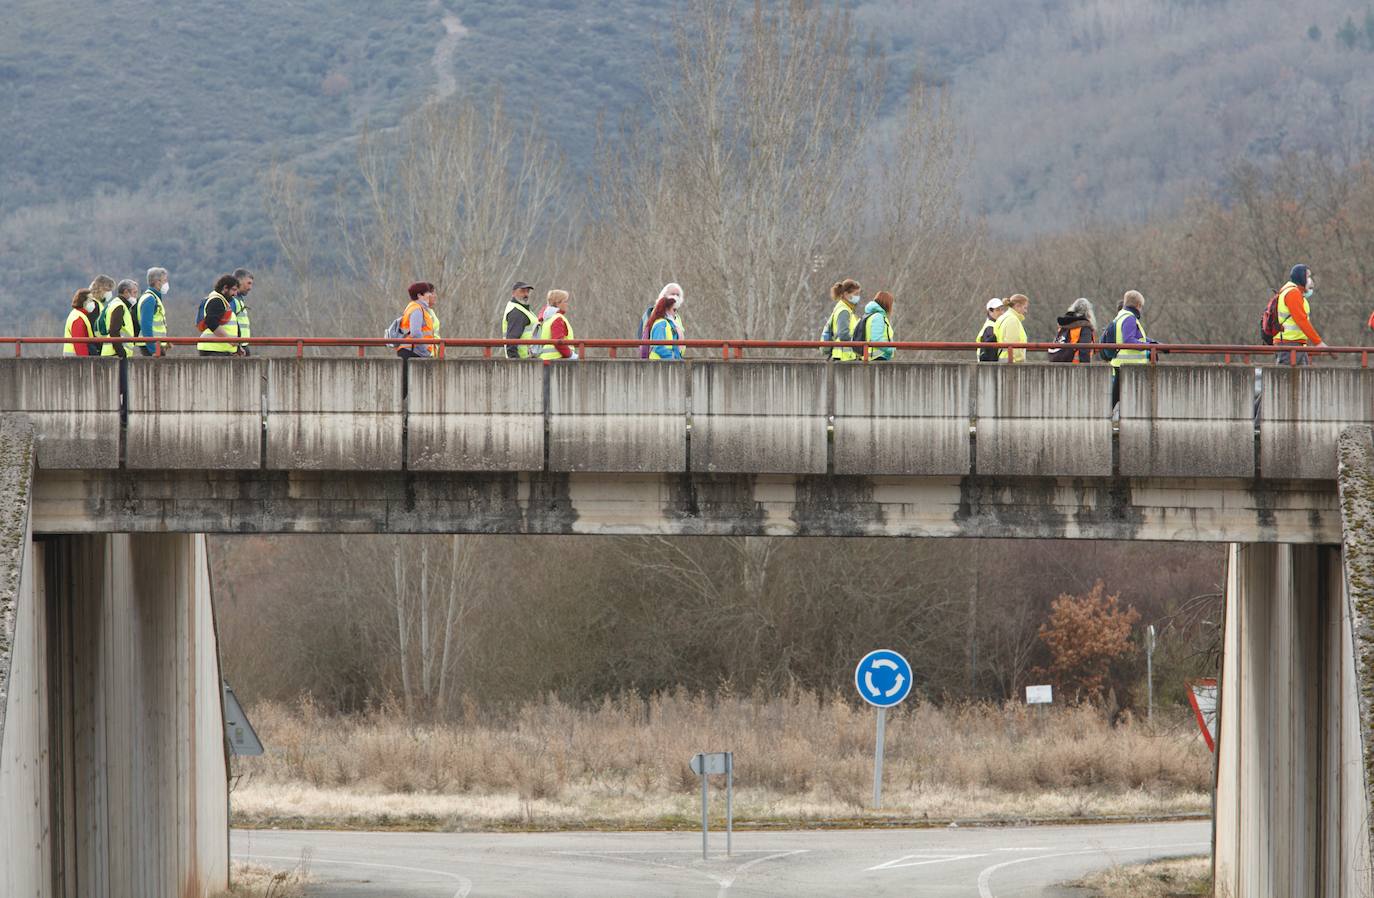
[13, 336, 1371, 366]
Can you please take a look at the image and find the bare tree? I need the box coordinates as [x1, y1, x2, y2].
[267, 94, 569, 340]
[584, 0, 880, 340]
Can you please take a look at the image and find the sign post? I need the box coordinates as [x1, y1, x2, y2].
[854, 649, 913, 810]
[690, 751, 733, 859]
[1146, 624, 1157, 722]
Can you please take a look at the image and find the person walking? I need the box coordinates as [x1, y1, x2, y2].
[995, 294, 1030, 363]
[1048, 298, 1096, 363]
[854, 291, 895, 361]
[501, 280, 538, 359]
[644, 291, 684, 360]
[63, 289, 100, 356]
[1103, 289, 1154, 409]
[232, 268, 255, 354]
[197, 275, 243, 357]
[88, 275, 116, 338]
[640, 283, 684, 358]
[1274, 264, 1325, 366]
[137, 268, 171, 356]
[535, 289, 577, 360]
[99, 279, 141, 358]
[396, 281, 440, 360]
[821, 279, 863, 361]
[976, 299, 1004, 362]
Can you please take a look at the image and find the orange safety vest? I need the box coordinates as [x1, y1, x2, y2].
[402, 300, 439, 339]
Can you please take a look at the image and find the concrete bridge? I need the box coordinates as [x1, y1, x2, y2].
[0, 357, 1372, 896]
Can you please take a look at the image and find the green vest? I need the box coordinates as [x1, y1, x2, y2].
[99, 297, 134, 356]
[232, 296, 252, 339]
[537, 312, 574, 360]
[827, 300, 857, 361]
[197, 292, 240, 354]
[1109, 308, 1149, 368]
[90, 298, 107, 337]
[502, 300, 539, 358]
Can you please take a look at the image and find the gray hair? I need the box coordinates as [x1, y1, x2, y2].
[1068, 297, 1096, 331]
[147, 267, 168, 286]
[115, 278, 139, 298]
[232, 268, 254, 281]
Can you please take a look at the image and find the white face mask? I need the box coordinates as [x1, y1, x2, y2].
[160, 282, 170, 295]
[1305, 276, 1316, 296]
[83, 300, 96, 313]
[103, 291, 113, 301]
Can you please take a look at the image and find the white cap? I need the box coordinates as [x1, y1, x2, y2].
[986, 298, 1004, 310]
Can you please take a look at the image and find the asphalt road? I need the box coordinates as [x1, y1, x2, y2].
[231, 820, 1209, 897]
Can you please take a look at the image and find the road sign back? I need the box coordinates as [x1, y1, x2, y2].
[854, 649, 913, 708]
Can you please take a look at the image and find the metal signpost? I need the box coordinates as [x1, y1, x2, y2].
[1146, 624, 1157, 722]
[854, 649, 913, 809]
[690, 751, 733, 859]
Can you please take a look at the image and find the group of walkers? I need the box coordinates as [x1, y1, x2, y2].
[62, 263, 1326, 387]
[63, 268, 255, 357]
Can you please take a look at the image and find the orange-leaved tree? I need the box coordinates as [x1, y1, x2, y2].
[1036, 581, 1141, 703]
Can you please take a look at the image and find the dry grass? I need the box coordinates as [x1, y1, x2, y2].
[213, 861, 309, 898]
[230, 692, 1212, 831]
[1074, 855, 1211, 897]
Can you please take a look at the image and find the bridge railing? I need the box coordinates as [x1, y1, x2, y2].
[1, 353, 1368, 481]
[11, 335, 1374, 365]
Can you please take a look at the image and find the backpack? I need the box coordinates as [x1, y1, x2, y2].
[195, 297, 207, 333]
[383, 316, 405, 348]
[1259, 290, 1282, 345]
[1098, 318, 1118, 363]
[977, 321, 999, 362]
[850, 312, 876, 344]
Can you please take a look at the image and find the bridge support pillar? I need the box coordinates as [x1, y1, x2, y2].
[1215, 542, 1373, 897]
[0, 529, 228, 898]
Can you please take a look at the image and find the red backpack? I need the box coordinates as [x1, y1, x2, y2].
[1259, 289, 1282, 344]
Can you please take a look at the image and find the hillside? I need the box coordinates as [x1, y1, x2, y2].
[3, 0, 1374, 329]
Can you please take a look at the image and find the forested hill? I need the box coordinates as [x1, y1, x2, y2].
[3, 0, 1373, 323]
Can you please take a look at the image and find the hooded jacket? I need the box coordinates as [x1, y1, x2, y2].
[1049, 313, 1095, 364]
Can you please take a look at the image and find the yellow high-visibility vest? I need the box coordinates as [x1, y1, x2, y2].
[536, 312, 574, 360]
[99, 297, 134, 356]
[1275, 284, 1311, 345]
[826, 300, 857, 361]
[197, 292, 240, 354]
[502, 301, 538, 358]
[1109, 308, 1149, 368]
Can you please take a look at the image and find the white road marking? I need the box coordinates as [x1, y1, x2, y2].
[234, 851, 474, 898]
[552, 847, 807, 896]
[716, 850, 808, 896]
[975, 841, 1209, 898]
[868, 853, 987, 871]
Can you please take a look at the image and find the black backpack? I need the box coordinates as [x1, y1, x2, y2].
[1098, 317, 1118, 363]
[977, 321, 998, 362]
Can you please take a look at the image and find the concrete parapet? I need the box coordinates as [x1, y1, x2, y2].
[691, 361, 827, 474]
[974, 365, 1110, 476]
[267, 359, 402, 469]
[407, 361, 544, 471]
[126, 359, 262, 469]
[1119, 366, 1254, 478]
[833, 364, 971, 475]
[1261, 368, 1374, 480]
[0, 358, 119, 468]
[549, 361, 686, 472]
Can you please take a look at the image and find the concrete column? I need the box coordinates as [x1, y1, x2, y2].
[1214, 542, 1372, 898]
[0, 528, 228, 897]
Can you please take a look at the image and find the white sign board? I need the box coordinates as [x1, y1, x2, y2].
[690, 752, 730, 775]
[1187, 679, 1218, 752]
[1025, 684, 1053, 705]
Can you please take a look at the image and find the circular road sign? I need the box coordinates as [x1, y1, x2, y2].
[854, 649, 913, 708]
